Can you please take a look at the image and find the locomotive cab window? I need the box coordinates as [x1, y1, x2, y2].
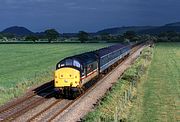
[73, 60, 80, 68]
[57, 60, 65, 68]
[66, 59, 73, 66]
[57, 59, 82, 70]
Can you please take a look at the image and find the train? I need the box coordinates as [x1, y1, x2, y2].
[54, 42, 141, 98]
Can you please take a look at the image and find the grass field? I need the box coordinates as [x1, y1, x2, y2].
[128, 43, 180, 122]
[0, 43, 109, 105]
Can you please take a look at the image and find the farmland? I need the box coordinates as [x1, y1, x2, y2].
[0, 43, 109, 105]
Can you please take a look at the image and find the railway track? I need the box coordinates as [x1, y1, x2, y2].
[27, 99, 63, 122]
[0, 44, 144, 122]
[0, 81, 55, 121]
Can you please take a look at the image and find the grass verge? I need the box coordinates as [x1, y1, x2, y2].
[128, 43, 180, 122]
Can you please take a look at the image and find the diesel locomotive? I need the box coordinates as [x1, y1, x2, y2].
[54, 43, 137, 98]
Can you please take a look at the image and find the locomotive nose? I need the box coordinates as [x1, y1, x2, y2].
[54, 67, 80, 88]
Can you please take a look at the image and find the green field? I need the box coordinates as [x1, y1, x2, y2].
[128, 43, 180, 122]
[0, 43, 109, 105]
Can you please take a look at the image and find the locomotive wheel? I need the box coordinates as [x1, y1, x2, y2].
[55, 93, 62, 99]
[70, 87, 84, 99]
[55, 93, 59, 99]
[63, 88, 70, 99]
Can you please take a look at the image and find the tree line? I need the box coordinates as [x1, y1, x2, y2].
[0, 29, 140, 43]
[1, 29, 180, 43]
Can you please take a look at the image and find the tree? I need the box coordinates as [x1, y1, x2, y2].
[123, 31, 136, 41]
[158, 32, 167, 37]
[0, 34, 3, 39]
[25, 35, 38, 43]
[100, 32, 111, 40]
[44, 29, 59, 43]
[3, 33, 15, 39]
[167, 31, 178, 37]
[78, 31, 89, 43]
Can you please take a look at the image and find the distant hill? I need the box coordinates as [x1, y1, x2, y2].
[140, 22, 180, 34]
[165, 22, 180, 27]
[97, 22, 180, 35]
[96, 26, 156, 35]
[1, 21, 180, 36]
[1, 26, 34, 36]
[140, 26, 180, 34]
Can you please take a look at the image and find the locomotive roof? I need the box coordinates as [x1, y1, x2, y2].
[63, 52, 98, 66]
[95, 43, 128, 57]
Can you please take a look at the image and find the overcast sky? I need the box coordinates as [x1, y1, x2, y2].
[0, 0, 180, 33]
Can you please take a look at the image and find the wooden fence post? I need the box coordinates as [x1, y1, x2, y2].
[98, 117, 101, 122]
[124, 91, 127, 105]
[129, 82, 132, 100]
[114, 107, 118, 122]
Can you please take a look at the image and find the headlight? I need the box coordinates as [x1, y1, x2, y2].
[58, 64, 61, 68]
[60, 64, 65, 67]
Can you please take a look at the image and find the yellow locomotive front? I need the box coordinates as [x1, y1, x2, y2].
[55, 67, 80, 88]
[54, 58, 82, 91]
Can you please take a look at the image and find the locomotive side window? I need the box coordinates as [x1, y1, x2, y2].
[86, 62, 97, 74]
[87, 64, 93, 74]
[82, 66, 86, 76]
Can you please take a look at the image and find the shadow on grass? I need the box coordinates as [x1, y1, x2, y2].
[33, 80, 57, 99]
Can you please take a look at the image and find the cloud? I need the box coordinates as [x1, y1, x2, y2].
[64, 2, 76, 7]
[0, 0, 180, 32]
[69, 6, 97, 10]
[4, 0, 48, 3]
